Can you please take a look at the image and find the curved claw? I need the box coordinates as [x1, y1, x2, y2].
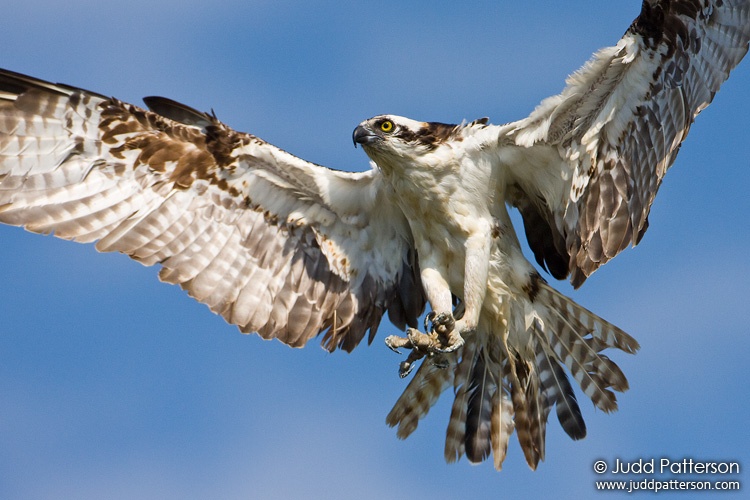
[425, 311, 455, 335]
[398, 359, 416, 378]
[423, 311, 437, 333]
[384, 335, 407, 354]
[385, 321, 460, 378]
[433, 331, 465, 354]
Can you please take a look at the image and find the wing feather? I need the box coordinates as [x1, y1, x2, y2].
[0, 68, 425, 351]
[501, 0, 750, 286]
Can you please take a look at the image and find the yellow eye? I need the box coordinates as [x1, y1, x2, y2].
[380, 120, 394, 132]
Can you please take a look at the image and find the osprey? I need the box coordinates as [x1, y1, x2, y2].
[0, 0, 748, 470]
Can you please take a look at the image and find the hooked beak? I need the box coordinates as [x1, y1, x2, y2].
[352, 124, 378, 148]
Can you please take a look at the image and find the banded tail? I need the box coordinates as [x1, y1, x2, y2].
[387, 282, 638, 470]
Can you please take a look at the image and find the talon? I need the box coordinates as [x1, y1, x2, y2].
[424, 311, 437, 332]
[425, 311, 455, 335]
[434, 331, 465, 353]
[399, 349, 424, 378]
[385, 321, 458, 378]
[432, 312, 455, 335]
[398, 360, 414, 378]
[384, 335, 408, 354]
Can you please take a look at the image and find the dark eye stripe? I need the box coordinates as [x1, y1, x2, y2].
[392, 121, 462, 151]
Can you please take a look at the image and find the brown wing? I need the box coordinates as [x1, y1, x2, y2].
[503, 0, 750, 286]
[0, 68, 425, 351]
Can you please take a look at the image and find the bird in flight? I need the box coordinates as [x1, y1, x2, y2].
[1, 0, 748, 470]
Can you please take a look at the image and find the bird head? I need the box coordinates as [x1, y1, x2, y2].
[352, 115, 460, 166]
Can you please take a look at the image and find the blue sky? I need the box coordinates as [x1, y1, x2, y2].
[1, 1, 748, 498]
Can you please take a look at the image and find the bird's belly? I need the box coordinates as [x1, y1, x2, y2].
[414, 227, 468, 289]
[394, 175, 527, 307]
[402, 185, 471, 246]
[415, 229, 521, 300]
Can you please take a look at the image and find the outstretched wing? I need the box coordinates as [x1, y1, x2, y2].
[0, 69, 425, 352]
[501, 0, 750, 287]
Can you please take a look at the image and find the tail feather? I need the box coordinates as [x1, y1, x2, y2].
[507, 354, 542, 469]
[464, 351, 495, 463]
[444, 386, 468, 463]
[443, 338, 479, 463]
[539, 282, 640, 353]
[525, 361, 546, 465]
[536, 282, 638, 412]
[489, 387, 514, 470]
[386, 357, 454, 440]
[534, 337, 586, 440]
[389, 280, 637, 471]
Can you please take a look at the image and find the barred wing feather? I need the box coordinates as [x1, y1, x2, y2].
[504, 0, 750, 286]
[0, 69, 425, 352]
